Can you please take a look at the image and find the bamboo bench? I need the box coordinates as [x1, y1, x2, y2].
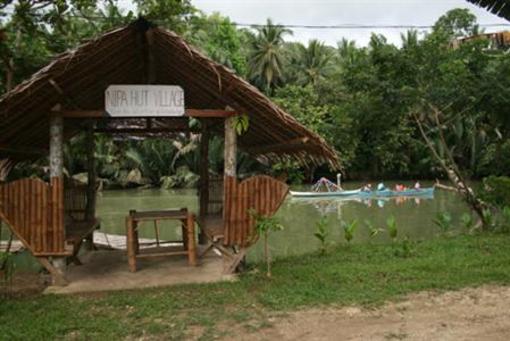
[125, 208, 197, 272]
[64, 181, 100, 263]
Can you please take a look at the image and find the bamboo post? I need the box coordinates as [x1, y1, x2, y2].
[85, 121, 96, 221]
[49, 114, 66, 280]
[224, 116, 237, 178]
[198, 120, 210, 244]
[187, 213, 197, 266]
[84, 121, 96, 250]
[223, 116, 237, 271]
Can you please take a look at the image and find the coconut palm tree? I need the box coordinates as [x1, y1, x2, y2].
[401, 30, 419, 49]
[248, 18, 292, 93]
[287, 39, 333, 86]
[337, 38, 358, 65]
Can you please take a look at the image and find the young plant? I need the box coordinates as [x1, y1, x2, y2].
[232, 114, 250, 135]
[341, 219, 358, 244]
[461, 213, 475, 232]
[386, 215, 398, 242]
[251, 209, 284, 278]
[364, 219, 383, 239]
[314, 216, 330, 255]
[482, 209, 496, 230]
[394, 236, 416, 258]
[500, 206, 510, 233]
[434, 211, 452, 233]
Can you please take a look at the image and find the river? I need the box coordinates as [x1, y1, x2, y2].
[96, 181, 472, 262]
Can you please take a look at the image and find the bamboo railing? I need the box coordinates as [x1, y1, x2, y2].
[223, 175, 289, 247]
[0, 177, 67, 255]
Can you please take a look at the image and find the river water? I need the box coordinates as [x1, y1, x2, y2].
[96, 181, 472, 262]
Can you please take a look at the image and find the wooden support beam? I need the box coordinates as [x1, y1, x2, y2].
[185, 109, 237, 118]
[49, 116, 64, 178]
[198, 120, 210, 244]
[145, 28, 156, 84]
[56, 109, 237, 119]
[85, 121, 96, 222]
[94, 127, 191, 134]
[49, 113, 66, 278]
[224, 116, 237, 177]
[0, 145, 46, 156]
[245, 137, 310, 155]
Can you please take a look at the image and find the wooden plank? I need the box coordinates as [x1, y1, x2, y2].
[35, 257, 68, 286]
[185, 109, 236, 118]
[136, 251, 189, 258]
[57, 109, 237, 119]
[0, 144, 46, 157]
[187, 214, 197, 266]
[245, 137, 310, 155]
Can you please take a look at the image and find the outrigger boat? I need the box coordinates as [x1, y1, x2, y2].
[290, 175, 435, 198]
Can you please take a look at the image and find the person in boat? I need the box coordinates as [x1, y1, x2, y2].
[414, 181, 421, 190]
[362, 183, 372, 192]
[377, 182, 386, 191]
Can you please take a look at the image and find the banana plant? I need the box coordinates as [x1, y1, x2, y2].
[386, 215, 398, 242]
[341, 219, 358, 244]
[314, 216, 330, 254]
[434, 211, 452, 233]
[461, 213, 475, 231]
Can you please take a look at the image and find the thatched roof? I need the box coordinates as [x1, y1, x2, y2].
[466, 0, 510, 20]
[0, 18, 339, 169]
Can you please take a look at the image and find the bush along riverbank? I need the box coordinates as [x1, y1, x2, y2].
[2, 232, 510, 339]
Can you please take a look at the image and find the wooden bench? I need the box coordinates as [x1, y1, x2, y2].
[125, 208, 197, 272]
[64, 180, 100, 264]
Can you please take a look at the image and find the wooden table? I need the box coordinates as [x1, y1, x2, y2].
[125, 208, 197, 272]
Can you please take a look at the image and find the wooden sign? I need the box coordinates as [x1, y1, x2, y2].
[105, 85, 185, 117]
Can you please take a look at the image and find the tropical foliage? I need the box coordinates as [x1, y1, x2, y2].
[1, 3, 510, 187]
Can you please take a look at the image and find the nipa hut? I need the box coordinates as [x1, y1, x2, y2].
[0, 18, 339, 285]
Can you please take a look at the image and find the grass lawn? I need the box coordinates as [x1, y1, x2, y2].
[1, 232, 510, 340]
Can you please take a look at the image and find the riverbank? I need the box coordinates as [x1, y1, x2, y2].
[1, 233, 510, 339]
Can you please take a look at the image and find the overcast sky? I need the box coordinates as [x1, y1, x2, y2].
[189, 0, 509, 46]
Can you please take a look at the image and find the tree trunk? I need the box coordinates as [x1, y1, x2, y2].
[413, 111, 488, 228]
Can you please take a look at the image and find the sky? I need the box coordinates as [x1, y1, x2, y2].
[188, 0, 509, 46]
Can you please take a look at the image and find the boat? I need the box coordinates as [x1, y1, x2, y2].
[369, 187, 435, 197]
[289, 189, 363, 198]
[289, 175, 435, 199]
[290, 187, 434, 198]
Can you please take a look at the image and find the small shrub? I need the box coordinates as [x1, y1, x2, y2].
[341, 219, 358, 244]
[479, 176, 510, 208]
[499, 206, 510, 233]
[386, 215, 398, 241]
[461, 213, 475, 231]
[394, 236, 416, 258]
[434, 211, 452, 233]
[251, 210, 284, 278]
[314, 216, 330, 254]
[364, 219, 383, 238]
[482, 208, 496, 230]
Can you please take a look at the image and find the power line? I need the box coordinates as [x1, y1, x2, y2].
[1, 10, 509, 30]
[232, 23, 510, 29]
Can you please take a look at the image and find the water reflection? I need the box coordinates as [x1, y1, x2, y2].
[289, 192, 434, 215]
[94, 181, 471, 262]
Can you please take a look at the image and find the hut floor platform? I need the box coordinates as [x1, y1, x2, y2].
[44, 247, 235, 295]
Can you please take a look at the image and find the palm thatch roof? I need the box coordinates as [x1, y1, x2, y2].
[0, 18, 339, 169]
[466, 0, 510, 20]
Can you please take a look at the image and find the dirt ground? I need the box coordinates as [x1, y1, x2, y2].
[230, 286, 510, 341]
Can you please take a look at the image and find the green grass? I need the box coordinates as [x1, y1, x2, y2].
[2, 233, 510, 340]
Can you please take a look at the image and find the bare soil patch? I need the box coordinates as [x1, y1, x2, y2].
[229, 286, 510, 341]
